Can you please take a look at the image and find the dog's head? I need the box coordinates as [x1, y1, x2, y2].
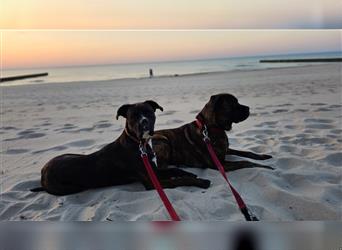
[117, 100, 163, 141]
[198, 93, 249, 131]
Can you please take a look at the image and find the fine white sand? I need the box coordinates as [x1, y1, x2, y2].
[1, 64, 341, 221]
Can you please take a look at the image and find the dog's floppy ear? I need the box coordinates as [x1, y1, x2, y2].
[144, 100, 164, 112]
[209, 94, 224, 110]
[116, 104, 133, 120]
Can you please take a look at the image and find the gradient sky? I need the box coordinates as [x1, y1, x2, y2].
[1, 0, 342, 29]
[2, 31, 340, 69]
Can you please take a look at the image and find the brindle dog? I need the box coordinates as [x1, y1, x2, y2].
[31, 100, 210, 196]
[152, 93, 273, 171]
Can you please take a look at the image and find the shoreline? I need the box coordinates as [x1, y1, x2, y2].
[1, 63, 338, 88]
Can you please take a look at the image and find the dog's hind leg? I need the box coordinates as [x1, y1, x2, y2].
[223, 160, 274, 172]
[44, 184, 86, 196]
[227, 149, 272, 160]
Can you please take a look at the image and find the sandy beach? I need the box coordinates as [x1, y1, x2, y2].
[0, 64, 341, 221]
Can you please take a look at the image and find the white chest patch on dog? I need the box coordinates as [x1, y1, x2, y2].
[148, 139, 158, 167]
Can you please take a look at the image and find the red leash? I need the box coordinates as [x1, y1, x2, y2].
[195, 119, 258, 221]
[139, 143, 181, 221]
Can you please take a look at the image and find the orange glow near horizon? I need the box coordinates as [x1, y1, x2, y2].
[1, 0, 341, 29]
[2, 31, 341, 70]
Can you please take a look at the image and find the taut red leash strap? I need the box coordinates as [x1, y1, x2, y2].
[196, 119, 258, 221]
[140, 146, 181, 221]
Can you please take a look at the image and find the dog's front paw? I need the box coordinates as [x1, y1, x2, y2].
[196, 178, 211, 189]
[261, 165, 274, 170]
[258, 154, 272, 160]
[173, 169, 197, 178]
[180, 170, 197, 178]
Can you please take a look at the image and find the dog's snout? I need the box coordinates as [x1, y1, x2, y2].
[245, 106, 250, 114]
[139, 115, 154, 139]
[140, 117, 150, 131]
[234, 104, 250, 123]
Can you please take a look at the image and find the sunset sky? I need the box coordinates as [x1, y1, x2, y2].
[1, 31, 340, 69]
[1, 1, 341, 69]
[1, 0, 341, 29]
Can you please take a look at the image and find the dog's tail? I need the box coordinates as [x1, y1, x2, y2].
[30, 187, 45, 192]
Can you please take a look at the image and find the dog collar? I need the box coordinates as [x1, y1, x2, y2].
[194, 115, 224, 133]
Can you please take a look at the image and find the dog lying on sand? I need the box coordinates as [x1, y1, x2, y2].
[152, 93, 273, 171]
[31, 100, 210, 195]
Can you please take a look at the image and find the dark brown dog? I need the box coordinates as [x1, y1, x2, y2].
[31, 100, 210, 196]
[152, 93, 273, 171]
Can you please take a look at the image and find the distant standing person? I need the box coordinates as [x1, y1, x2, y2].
[149, 68, 153, 78]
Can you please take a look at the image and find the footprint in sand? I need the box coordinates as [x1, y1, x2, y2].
[38, 122, 52, 127]
[292, 109, 308, 113]
[330, 129, 342, 134]
[285, 125, 303, 130]
[255, 121, 278, 128]
[74, 127, 94, 133]
[304, 118, 334, 123]
[16, 129, 46, 139]
[323, 153, 342, 167]
[67, 139, 95, 148]
[279, 145, 300, 154]
[5, 149, 30, 155]
[303, 129, 317, 134]
[304, 118, 335, 129]
[17, 129, 36, 135]
[273, 109, 288, 113]
[23, 133, 46, 139]
[328, 104, 342, 109]
[32, 145, 69, 154]
[1, 126, 18, 131]
[94, 120, 113, 129]
[310, 103, 326, 106]
[314, 107, 332, 112]
[54, 125, 77, 132]
[305, 124, 334, 129]
[64, 123, 77, 128]
[276, 103, 293, 107]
